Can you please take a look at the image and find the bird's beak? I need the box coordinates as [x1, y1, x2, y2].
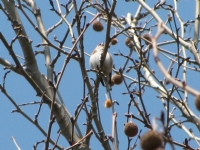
[100, 42, 104, 46]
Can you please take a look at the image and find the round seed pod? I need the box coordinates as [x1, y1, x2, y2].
[104, 99, 112, 108]
[111, 73, 123, 85]
[140, 130, 163, 150]
[110, 38, 118, 45]
[125, 37, 133, 47]
[110, 79, 115, 86]
[92, 21, 104, 32]
[124, 122, 138, 137]
[195, 94, 200, 111]
[168, 15, 172, 22]
[142, 33, 151, 46]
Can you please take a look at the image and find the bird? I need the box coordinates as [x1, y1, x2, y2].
[89, 43, 113, 91]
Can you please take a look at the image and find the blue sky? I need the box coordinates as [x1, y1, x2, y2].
[0, 0, 199, 150]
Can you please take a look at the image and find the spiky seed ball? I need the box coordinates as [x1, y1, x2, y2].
[140, 130, 163, 150]
[104, 99, 112, 108]
[195, 95, 200, 111]
[168, 15, 172, 22]
[110, 79, 115, 86]
[92, 21, 104, 32]
[124, 122, 138, 137]
[111, 73, 123, 85]
[125, 37, 133, 47]
[110, 38, 118, 45]
[142, 33, 151, 46]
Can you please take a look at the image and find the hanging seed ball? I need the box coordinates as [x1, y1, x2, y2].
[124, 122, 138, 137]
[142, 33, 152, 46]
[110, 38, 118, 45]
[140, 130, 163, 150]
[92, 21, 104, 32]
[168, 15, 172, 22]
[104, 99, 112, 108]
[111, 73, 123, 85]
[125, 37, 133, 47]
[195, 94, 200, 111]
[110, 79, 115, 86]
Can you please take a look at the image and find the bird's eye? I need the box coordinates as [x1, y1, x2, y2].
[99, 42, 104, 46]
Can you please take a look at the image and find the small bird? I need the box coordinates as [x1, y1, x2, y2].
[89, 43, 113, 90]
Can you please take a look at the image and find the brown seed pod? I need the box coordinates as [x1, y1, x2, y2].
[92, 21, 104, 32]
[125, 37, 133, 47]
[195, 94, 200, 111]
[111, 73, 123, 85]
[142, 33, 152, 46]
[168, 15, 172, 22]
[104, 99, 112, 108]
[110, 79, 115, 86]
[140, 130, 163, 150]
[110, 38, 118, 45]
[124, 122, 138, 137]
